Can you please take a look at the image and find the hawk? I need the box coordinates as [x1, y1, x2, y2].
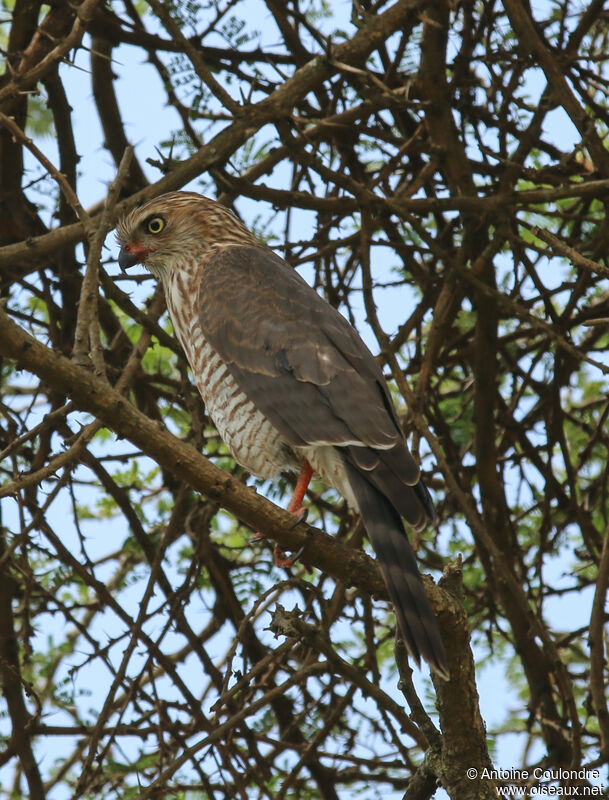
[117, 191, 448, 679]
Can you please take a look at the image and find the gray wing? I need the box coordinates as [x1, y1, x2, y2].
[197, 245, 446, 675]
[197, 245, 431, 525]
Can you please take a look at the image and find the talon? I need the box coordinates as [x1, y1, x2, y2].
[253, 461, 314, 569]
[252, 535, 304, 569]
[273, 543, 296, 568]
[290, 543, 307, 563]
[273, 542, 308, 568]
[289, 507, 309, 528]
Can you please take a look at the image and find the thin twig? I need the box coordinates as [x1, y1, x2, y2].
[0, 112, 88, 222]
[73, 146, 134, 369]
[589, 525, 609, 761]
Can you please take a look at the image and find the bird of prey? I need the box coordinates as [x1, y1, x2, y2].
[116, 191, 448, 679]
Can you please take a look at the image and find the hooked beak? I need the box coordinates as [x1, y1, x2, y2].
[118, 244, 150, 272]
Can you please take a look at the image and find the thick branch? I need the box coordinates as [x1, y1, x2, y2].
[0, 304, 447, 617]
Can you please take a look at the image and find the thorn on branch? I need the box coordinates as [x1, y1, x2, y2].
[267, 603, 306, 639]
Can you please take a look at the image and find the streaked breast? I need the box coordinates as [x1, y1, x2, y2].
[164, 270, 292, 479]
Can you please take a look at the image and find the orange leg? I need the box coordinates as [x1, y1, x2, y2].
[287, 460, 313, 515]
[252, 461, 314, 568]
[273, 460, 313, 567]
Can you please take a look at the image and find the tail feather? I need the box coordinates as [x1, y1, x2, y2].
[413, 478, 436, 524]
[344, 462, 449, 680]
[344, 442, 434, 530]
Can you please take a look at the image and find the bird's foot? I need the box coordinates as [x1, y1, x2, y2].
[289, 506, 309, 528]
[249, 531, 303, 568]
[277, 507, 310, 566]
[250, 507, 309, 569]
[272, 542, 306, 568]
[249, 535, 305, 568]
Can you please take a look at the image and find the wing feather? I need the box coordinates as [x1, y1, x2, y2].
[197, 245, 402, 450]
[197, 245, 427, 522]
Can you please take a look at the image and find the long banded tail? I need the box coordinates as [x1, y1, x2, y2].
[344, 463, 449, 680]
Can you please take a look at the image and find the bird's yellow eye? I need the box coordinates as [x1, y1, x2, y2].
[146, 216, 165, 234]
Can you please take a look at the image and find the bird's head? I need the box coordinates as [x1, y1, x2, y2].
[116, 191, 258, 279]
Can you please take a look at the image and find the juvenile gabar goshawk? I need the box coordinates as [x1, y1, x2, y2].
[116, 191, 448, 679]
